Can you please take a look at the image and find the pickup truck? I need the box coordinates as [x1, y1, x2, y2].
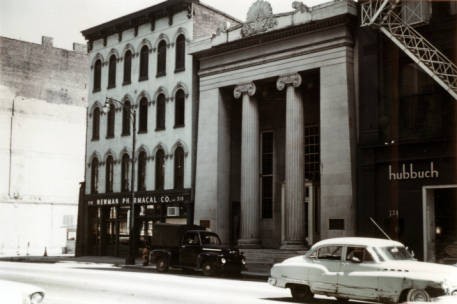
[149, 223, 246, 276]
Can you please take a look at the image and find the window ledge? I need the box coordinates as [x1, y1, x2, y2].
[121, 133, 131, 137]
[122, 80, 131, 86]
[139, 76, 149, 82]
[107, 84, 116, 90]
[174, 67, 185, 73]
[106, 135, 115, 139]
[138, 129, 148, 134]
[92, 88, 101, 93]
[156, 72, 166, 78]
[174, 124, 185, 129]
[155, 127, 166, 132]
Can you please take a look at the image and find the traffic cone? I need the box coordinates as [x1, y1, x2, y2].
[43, 246, 47, 257]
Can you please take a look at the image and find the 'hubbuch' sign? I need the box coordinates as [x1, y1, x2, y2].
[389, 162, 439, 181]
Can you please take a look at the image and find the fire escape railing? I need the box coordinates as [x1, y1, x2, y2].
[361, 0, 457, 100]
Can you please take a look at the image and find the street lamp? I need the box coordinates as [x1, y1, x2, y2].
[103, 97, 137, 265]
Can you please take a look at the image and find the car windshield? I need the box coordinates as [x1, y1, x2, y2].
[201, 233, 221, 245]
[380, 246, 414, 260]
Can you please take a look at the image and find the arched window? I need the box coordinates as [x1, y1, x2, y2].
[107, 103, 115, 138]
[108, 55, 116, 89]
[157, 40, 167, 77]
[91, 157, 99, 194]
[175, 34, 185, 72]
[92, 107, 100, 140]
[155, 149, 165, 190]
[139, 97, 148, 133]
[105, 155, 114, 193]
[139, 46, 149, 81]
[174, 147, 184, 189]
[123, 50, 132, 85]
[137, 151, 147, 191]
[122, 100, 131, 136]
[156, 94, 166, 130]
[121, 153, 130, 192]
[93, 59, 102, 92]
[174, 89, 185, 127]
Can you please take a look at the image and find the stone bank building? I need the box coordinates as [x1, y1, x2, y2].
[191, 0, 358, 249]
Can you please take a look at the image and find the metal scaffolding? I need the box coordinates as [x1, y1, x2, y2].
[361, 0, 457, 100]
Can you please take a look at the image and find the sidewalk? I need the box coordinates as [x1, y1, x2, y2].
[0, 255, 271, 279]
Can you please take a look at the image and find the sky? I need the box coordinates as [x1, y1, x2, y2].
[0, 0, 328, 50]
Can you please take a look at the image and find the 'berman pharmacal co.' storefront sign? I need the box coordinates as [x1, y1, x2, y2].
[86, 189, 191, 207]
[389, 162, 439, 181]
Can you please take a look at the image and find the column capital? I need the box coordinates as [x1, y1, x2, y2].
[233, 82, 256, 99]
[276, 73, 302, 91]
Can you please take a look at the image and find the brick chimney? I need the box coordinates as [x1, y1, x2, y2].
[42, 36, 53, 48]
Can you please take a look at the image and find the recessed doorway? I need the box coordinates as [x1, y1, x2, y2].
[422, 185, 457, 262]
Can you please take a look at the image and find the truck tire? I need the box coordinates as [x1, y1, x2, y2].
[155, 256, 169, 273]
[202, 261, 216, 276]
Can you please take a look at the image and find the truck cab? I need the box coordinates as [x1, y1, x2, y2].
[149, 224, 246, 276]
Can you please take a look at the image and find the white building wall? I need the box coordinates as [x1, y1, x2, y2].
[0, 87, 85, 256]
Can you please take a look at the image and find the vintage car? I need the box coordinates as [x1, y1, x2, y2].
[268, 237, 457, 303]
[0, 279, 45, 304]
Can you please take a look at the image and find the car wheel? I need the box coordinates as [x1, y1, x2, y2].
[202, 261, 216, 276]
[290, 285, 313, 302]
[155, 256, 169, 273]
[406, 289, 431, 302]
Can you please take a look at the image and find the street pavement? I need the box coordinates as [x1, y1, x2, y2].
[0, 256, 381, 304]
[0, 260, 346, 304]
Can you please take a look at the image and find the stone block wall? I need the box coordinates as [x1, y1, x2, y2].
[0, 36, 88, 107]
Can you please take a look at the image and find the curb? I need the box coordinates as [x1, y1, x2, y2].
[0, 256, 270, 279]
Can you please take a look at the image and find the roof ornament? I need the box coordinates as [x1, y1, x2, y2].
[241, 0, 277, 37]
[292, 1, 310, 13]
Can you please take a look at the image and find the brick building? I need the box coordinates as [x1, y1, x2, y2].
[0, 36, 88, 255]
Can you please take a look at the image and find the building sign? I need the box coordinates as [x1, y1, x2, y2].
[389, 162, 439, 181]
[86, 190, 191, 207]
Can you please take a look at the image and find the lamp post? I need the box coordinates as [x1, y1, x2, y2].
[104, 97, 137, 265]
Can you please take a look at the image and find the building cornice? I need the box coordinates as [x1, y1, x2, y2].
[81, 0, 199, 42]
[193, 14, 356, 59]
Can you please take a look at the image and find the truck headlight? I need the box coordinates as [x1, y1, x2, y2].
[241, 258, 246, 265]
[221, 258, 227, 264]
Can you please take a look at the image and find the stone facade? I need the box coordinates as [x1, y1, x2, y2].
[191, 0, 358, 247]
[0, 36, 88, 255]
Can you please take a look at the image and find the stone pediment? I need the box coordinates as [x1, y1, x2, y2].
[241, 0, 278, 37]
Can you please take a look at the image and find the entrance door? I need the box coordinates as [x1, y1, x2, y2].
[423, 185, 457, 262]
[434, 188, 457, 262]
[305, 182, 314, 245]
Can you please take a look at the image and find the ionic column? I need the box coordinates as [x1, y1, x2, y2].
[277, 73, 305, 249]
[234, 82, 260, 248]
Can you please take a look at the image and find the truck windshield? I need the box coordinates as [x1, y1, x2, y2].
[201, 233, 221, 245]
[380, 246, 414, 260]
